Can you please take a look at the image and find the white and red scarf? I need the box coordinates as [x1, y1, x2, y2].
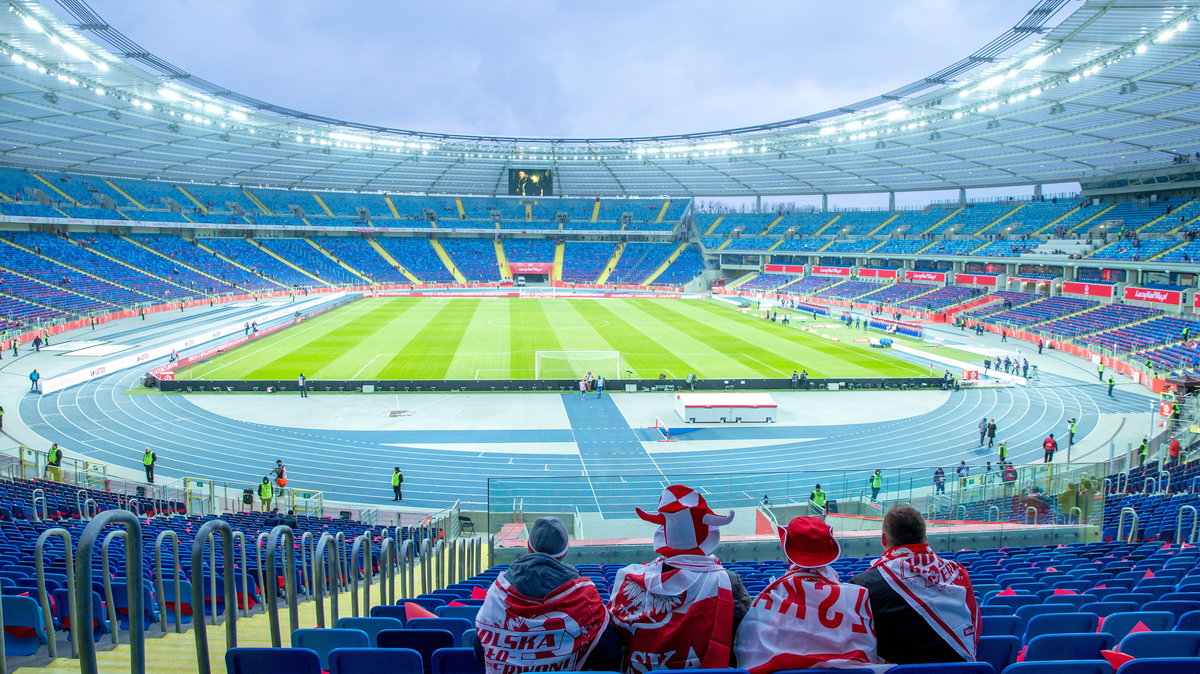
[870, 544, 980, 661]
[476, 573, 610, 674]
[609, 554, 734, 674]
[736, 565, 890, 674]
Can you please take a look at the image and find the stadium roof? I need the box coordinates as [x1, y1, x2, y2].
[0, 0, 1198, 197]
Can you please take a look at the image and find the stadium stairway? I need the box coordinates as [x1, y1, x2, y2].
[428, 240, 468, 284]
[242, 189, 272, 215]
[1150, 241, 1189, 261]
[383, 196, 402, 219]
[1032, 202, 1085, 236]
[102, 179, 144, 209]
[551, 241, 565, 282]
[866, 213, 901, 236]
[366, 238, 422, 284]
[1071, 203, 1119, 234]
[702, 215, 724, 236]
[305, 238, 372, 283]
[30, 172, 80, 206]
[311, 193, 336, 217]
[246, 238, 331, 287]
[977, 203, 1026, 236]
[654, 200, 672, 224]
[173, 185, 209, 213]
[640, 243, 689, 286]
[813, 213, 842, 236]
[760, 214, 785, 236]
[918, 207, 964, 236]
[120, 235, 243, 292]
[1141, 199, 1194, 233]
[453, 198, 466, 220]
[192, 240, 288, 290]
[493, 240, 512, 281]
[594, 242, 625, 284]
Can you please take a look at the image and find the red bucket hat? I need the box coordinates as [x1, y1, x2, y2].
[636, 485, 734, 556]
[778, 516, 840, 568]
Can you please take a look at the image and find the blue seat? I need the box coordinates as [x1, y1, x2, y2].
[377, 629, 454, 672]
[1145, 601, 1197, 623]
[977, 635, 1020, 673]
[227, 647, 321, 674]
[982, 616, 1021, 637]
[1177, 611, 1200, 631]
[1105, 593, 1155, 607]
[1024, 613, 1100, 644]
[434, 605, 480, 621]
[1024, 633, 1114, 662]
[111, 582, 159, 631]
[370, 605, 409, 623]
[53, 589, 110, 642]
[1104, 612, 1177, 640]
[1116, 659, 1200, 674]
[2, 595, 48, 656]
[669, 670, 751, 674]
[1121, 632, 1200, 658]
[986, 596, 1038, 612]
[335, 617, 404, 647]
[1001, 661, 1113, 674]
[432, 647, 484, 674]
[329, 647, 424, 674]
[982, 606, 1013, 617]
[1042, 595, 1097, 610]
[1080, 601, 1137, 617]
[405, 618, 474, 647]
[292, 628, 371, 671]
[398, 597, 446, 612]
[1015, 605, 1071, 631]
[887, 664, 994, 674]
[161, 579, 194, 625]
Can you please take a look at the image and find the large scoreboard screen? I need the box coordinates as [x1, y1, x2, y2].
[508, 169, 553, 197]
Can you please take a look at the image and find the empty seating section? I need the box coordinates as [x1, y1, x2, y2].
[1142, 343, 1200, 372]
[0, 167, 36, 201]
[248, 188, 324, 217]
[58, 206, 126, 221]
[939, 202, 1021, 235]
[653, 246, 704, 286]
[0, 269, 111, 315]
[889, 208, 955, 235]
[0, 293, 71, 328]
[373, 238, 454, 282]
[1034, 304, 1161, 339]
[706, 214, 775, 236]
[438, 238, 500, 282]
[0, 233, 162, 306]
[201, 238, 317, 287]
[772, 238, 827, 253]
[256, 239, 357, 285]
[926, 240, 984, 256]
[502, 239, 555, 264]
[121, 210, 193, 223]
[974, 240, 1040, 257]
[0, 203, 63, 219]
[1102, 198, 1188, 233]
[246, 214, 310, 228]
[825, 239, 881, 253]
[782, 212, 837, 235]
[1158, 241, 1200, 263]
[179, 184, 262, 214]
[898, 285, 976, 311]
[700, 236, 726, 249]
[561, 242, 616, 283]
[1084, 317, 1200, 354]
[1007, 200, 1082, 234]
[985, 296, 1098, 327]
[529, 199, 591, 221]
[1153, 200, 1200, 233]
[81, 233, 227, 295]
[777, 276, 838, 294]
[103, 178, 183, 210]
[461, 199, 523, 221]
[311, 237, 409, 284]
[832, 211, 893, 236]
[814, 280, 884, 300]
[31, 170, 128, 207]
[723, 237, 777, 250]
[135, 234, 279, 292]
[318, 192, 390, 217]
[392, 195, 459, 220]
[857, 282, 934, 305]
[1090, 239, 1179, 261]
[607, 243, 674, 284]
[737, 273, 797, 292]
[966, 292, 1043, 318]
[873, 239, 931, 255]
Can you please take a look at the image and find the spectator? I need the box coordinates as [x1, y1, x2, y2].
[956, 461, 969, 487]
[475, 517, 617, 673]
[281, 509, 299, 529]
[1043, 434, 1057, 463]
[977, 417, 987, 446]
[736, 516, 886, 673]
[933, 467, 946, 494]
[610, 485, 749, 673]
[849, 505, 980, 664]
[1168, 436, 1182, 466]
[986, 419, 996, 448]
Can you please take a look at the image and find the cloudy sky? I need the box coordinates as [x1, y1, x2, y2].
[82, 1, 1032, 139]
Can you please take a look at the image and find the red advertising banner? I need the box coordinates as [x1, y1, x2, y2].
[810, 266, 851, 276]
[1124, 286, 1183, 305]
[509, 262, 554, 274]
[1061, 281, 1115, 298]
[954, 273, 999, 286]
[905, 270, 946, 283]
[764, 264, 805, 274]
[858, 268, 899, 279]
[1160, 401, 1175, 418]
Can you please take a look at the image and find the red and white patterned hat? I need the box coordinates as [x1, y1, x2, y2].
[635, 484, 734, 556]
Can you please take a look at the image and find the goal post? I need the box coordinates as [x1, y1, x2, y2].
[534, 350, 622, 379]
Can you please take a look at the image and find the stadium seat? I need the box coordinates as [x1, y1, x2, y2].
[292, 628, 371, 670]
[1024, 633, 1115, 661]
[370, 605, 409, 623]
[432, 647, 485, 674]
[1144, 601, 1197, 623]
[1001, 662, 1113, 674]
[377, 629, 454, 671]
[1104, 612, 1177, 640]
[1177, 611, 1200, 631]
[1080, 601, 1138, 617]
[888, 664, 994, 674]
[2, 595, 48, 656]
[227, 647, 321, 674]
[982, 616, 1021, 637]
[434, 604, 480, 621]
[1120, 632, 1200, 658]
[1024, 613, 1100, 644]
[1116, 659, 1200, 674]
[406, 617, 474, 647]
[335, 616, 404, 646]
[977, 635, 1020, 672]
[329, 647, 424, 674]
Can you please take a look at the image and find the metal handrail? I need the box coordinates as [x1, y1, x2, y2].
[335, 531, 348, 595]
[75, 510, 145, 674]
[1160, 470, 1172, 493]
[1068, 506, 1083, 525]
[254, 531, 269, 615]
[312, 532, 341, 628]
[1025, 507, 1039, 524]
[231, 531, 250, 619]
[1117, 506, 1140, 544]
[100, 530, 126, 646]
[36, 527, 77, 658]
[1116, 472, 1129, 493]
[30, 487, 48, 521]
[956, 504, 967, 520]
[300, 531, 314, 598]
[154, 530, 182, 632]
[379, 534, 397, 607]
[987, 505, 1001, 522]
[420, 537, 433, 595]
[1178, 505, 1199, 545]
[264, 525, 298, 648]
[348, 532, 366, 618]
[190, 519, 238, 674]
[1144, 478, 1158, 494]
[399, 538, 414, 600]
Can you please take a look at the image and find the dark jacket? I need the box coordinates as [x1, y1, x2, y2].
[849, 566, 966, 664]
[474, 553, 621, 672]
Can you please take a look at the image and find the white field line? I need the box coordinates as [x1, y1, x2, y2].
[353, 353, 402, 379]
[740, 352, 789, 376]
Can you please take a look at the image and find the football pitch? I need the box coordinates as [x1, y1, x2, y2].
[181, 297, 930, 381]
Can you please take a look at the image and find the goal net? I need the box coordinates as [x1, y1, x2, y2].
[534, 351, 622, 379]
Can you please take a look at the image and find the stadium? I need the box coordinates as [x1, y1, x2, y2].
[0, 0, 1198, 672]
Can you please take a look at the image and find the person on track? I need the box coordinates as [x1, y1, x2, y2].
[1068, 418, 1077, 446]
[1107, 376, 1115, 397]
[977, 417, 987, 446]
[1043, 434, 1057, 463]
[29, 369, 39, 392]
[986, 419, 996, 448]
[392, 466, 404, 501]
[142, 447, 157, 483]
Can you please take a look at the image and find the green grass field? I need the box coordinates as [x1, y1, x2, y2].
[180, 297, 930, 380]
